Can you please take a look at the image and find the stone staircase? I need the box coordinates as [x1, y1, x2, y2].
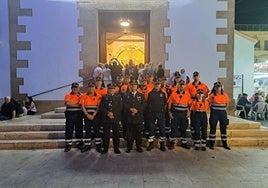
[0, 107, 268, 149]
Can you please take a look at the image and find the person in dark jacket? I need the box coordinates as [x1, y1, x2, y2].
[99, 83, 123, 154]
[146, 81, 167, 151]
[123, 80, 146, 153]
[0, 96, 16, 121]
[236, 93, 251, 119]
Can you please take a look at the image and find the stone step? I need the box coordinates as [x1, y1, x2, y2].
[0, 139, 65, 149]
[226, 137, 268, 146]
[1, 137, 268, 149]
[0, 125, 65, 132]
[54, 107, 66, 113]
[0, 131, 65, 140]
[41, 111, 65, 119]
[226, 128, 268, 137]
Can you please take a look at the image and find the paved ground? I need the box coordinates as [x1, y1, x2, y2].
[0, 147, 267, 188]
[0, 115, 267, 188]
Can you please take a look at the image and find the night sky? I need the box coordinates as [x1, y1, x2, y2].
[235, 0, 268, 24]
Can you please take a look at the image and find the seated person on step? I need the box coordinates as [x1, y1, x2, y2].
[0, 96, 16, 121]
[22, 96, 37, 115]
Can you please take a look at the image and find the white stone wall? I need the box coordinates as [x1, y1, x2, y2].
[17, 0, 83, 100]
[0, 0, 11, 98]
[165, 0, 228, 90]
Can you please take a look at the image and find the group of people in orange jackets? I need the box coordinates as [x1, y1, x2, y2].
[63, 71, 231, 154]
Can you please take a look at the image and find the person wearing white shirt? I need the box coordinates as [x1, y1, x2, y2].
[102, 64, 112, 87]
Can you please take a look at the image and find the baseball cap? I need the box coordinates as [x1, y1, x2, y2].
[71, 82, 79, 88]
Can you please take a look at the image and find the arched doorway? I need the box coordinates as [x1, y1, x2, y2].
[99, 10, 150, 66]
[106, 33, 145, 65]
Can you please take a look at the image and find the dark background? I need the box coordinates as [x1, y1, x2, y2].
[235, 0, 268, 24]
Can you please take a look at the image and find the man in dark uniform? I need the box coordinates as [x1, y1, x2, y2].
[63, 83, 84, 152]
[123, 80, 146, 153]
[147, 81, 167, 151]
[99, 83, 123, 154]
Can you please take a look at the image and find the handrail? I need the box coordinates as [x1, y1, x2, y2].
[31, 77, 93, 98]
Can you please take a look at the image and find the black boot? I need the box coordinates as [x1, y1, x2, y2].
[125, 148, 131, 153]
[181, 143, 190, 150]
[209, 141, 214, 150]
[147, 142, 154, 151]
[114, 148, 121, 154]
[96, 144, 103, 153]
[64, 145, 72, 152]
[168, 142, 174, 150]
[136, 147, 143, 153]
[222, 141, 231, 150]
[160, 142, 166, 151]
[76, 141, 84, 150]
[81, 145, 91, 152]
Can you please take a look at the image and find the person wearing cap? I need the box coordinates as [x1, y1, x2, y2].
[236, 93, 251, 119]
[63, 83, 84, 152]
[186, 71, 209, 143]
[123, 80, 146, 153]
[79, 82, 102, 153]
[168, 80, 191, 150]
[146, 80, 167, 151]
[95, 77, 107, 97]
[99, 83, 123, 154]
[208, 81, 230, 150]
[190, 89, 210, 151]
[186, 71, 209, 99]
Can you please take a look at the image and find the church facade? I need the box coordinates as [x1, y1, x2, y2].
[0, 0, 234, 112]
